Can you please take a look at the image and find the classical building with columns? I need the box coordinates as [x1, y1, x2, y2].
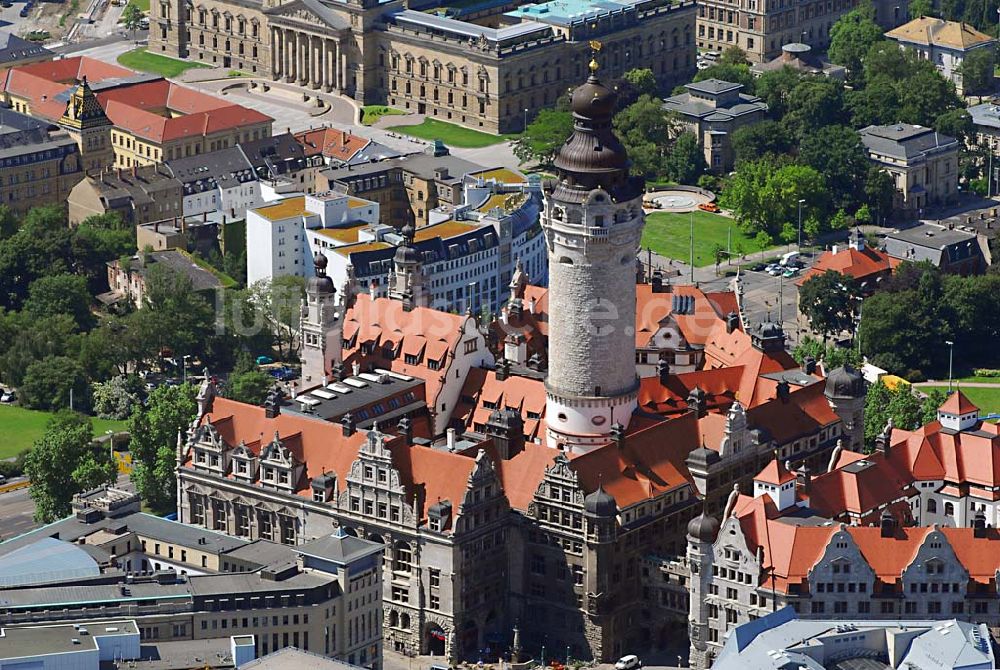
[150, 0, 696, 133]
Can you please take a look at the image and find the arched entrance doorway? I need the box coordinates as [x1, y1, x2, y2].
[460, 619, 480, 659]
[424, 622, 447, 657]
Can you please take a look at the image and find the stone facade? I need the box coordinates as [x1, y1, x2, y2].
[696, 0, 859, 64]
[150, 0, 696, 133]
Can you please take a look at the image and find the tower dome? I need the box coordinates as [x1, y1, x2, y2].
[584, 484, 617, 516]
[307, 251, 335, 294]
[825, 364, 865, 398]
[393, 223, 420, 265]
[687, 510, 720, 543]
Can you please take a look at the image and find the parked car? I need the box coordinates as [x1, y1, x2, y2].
[269, 366, 299, 382]
[0, 474, 6, 485]
[782, 267, 800, 278]
[0, 390, 16, 403]
[698, 202, 721, 213]
[767, 265, 784, 276]
[615, 656, 641, 670]
[256, 355, 274, 365]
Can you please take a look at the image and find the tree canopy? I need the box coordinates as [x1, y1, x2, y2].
[128, 383, 198, 514]
[828, 3, 885, 79]
[798, 271, 862, 338]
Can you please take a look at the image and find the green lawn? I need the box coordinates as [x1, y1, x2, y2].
[118, 47, 209, 78]
[387, 118, 514, 148]
[641, 210, 779, 267]
[0, 406, 128, 458]
[922, 387, 1000, 417]
[361, 105, 404, 126]
[128, 0, 150, 11]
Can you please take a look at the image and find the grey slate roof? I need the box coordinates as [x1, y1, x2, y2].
[166, 146, 256, 190]
[684, 78, 742, 95]
[239, 133, 308, 179]
[242, 647, 366, 670]
[135, 250, 228, 293]
[968, 101, 1000, 130]
[884, 223, 984, 266]
[0, 30, 52, 66]
[0, 511, 246, 559]
[297, 529, 384, 565]
[859, 124, 959, 161]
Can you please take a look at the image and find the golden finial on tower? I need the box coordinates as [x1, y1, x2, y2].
[589, 39, 602, 72]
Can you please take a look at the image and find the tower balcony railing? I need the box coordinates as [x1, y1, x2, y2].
[585, 226, 609, 239]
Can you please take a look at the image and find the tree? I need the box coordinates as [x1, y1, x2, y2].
[128, 383, 197, 514]
[143, 263, 216, 361]
[783, 78, 846, 141]
[24, 273, 95, 331]
[19, 355, 90, 412]
[721, 159, 828, 238]
[0, 313, 80, 388]
[512, 110, 573, 166]
[863, 381, 935, 451]
[718, 46, 749, 66]
[798, 271, 862, 338]
[755, 231, 772, 258]
[799, 125, 871, 212]
[0, 205, 16, 241]
[828, 3, 885, 79]
[122, 2, 143, 41]
[909, 0, 934, 17]
[24, 412, 115, 522]
[622, 68, 658, 99]
[731, 120, 792, 165]
[957, 47, 995, 94]
[244, 275, 306, 360]
[864, 167, 895, 223]
[792, 335, 861, 369]
[0, 206, 75, 311]
[92, 375, 142, 420]
[754, 67, 804, 119]
[225, 369, 274, 405]
[613, 95, 678, 179]
[935, 108, 974, 143]
[661, 131, 706, 184]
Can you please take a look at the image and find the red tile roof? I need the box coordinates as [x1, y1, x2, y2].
[454, 368, 547, 442]
[294, 127, 369, 162]
[733, 493, 1000, 592]
[939, 390, 979, 415]
[755, 457, 796, 485]
[796, 247, 892, 287]
[341, 293, 476, 412]
[1, 56, 272, 143]
[571, 413, 697, 508]
[198, 397, 481, 524]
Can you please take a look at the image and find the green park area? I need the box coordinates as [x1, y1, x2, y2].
[641, 210, 780, 268]
[127, 0, 150, 11]
[361, 105, 405, 125]
[0, 406, 127, 459]
[118, 48, 210, 78]
[387, 118, 514, 148]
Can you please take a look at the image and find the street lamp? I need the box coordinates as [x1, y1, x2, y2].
[946, 340, 955, 392]
[105, 429, 115, 468]
[689, 211, 695, 283]
[182, 354, 191, 383]
[523, 108, 529, 131]
[797, 198, 805, 251]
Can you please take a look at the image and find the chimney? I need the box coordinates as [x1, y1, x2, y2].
[496, 358, 510, 381]
[264, 389, 281, 419]
[803, 356, 817, 375]
[726, 311, 739, 334]
[796, 463, 811, 493]
[611, 422, 625, 450]
[397, 415, 413, 444]
[657, 358, 670, 385]
[341, 412, 356, 437]
[880, 510, 897, 538]
[875, 418, 893, 455]
[974, 510, 988, 538]
[446, 428, 456, 452]
[776, 380, 790, 401]
[651, 271, 664, 293]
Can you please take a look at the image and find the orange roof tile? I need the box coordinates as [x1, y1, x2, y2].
[293, 127, 369, 162]
[939, 390, 979, 415]
[340, 294, 471, 410]
[796, 247, 892, 287]
[756, 457, 796, 485]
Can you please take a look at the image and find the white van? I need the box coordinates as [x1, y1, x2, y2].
[780, 251, 800, 267]
[615, 655, 641, 670]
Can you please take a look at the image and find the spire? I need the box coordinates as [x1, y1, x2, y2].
[60, 75, 111, 131]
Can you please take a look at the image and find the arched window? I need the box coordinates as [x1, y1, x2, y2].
[389, 610, 399, 627]
[393, 541, 412, 574]
[926, 499, 937, 513]
[401, 613, 411, 629]
[945, 502, 955, 516]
